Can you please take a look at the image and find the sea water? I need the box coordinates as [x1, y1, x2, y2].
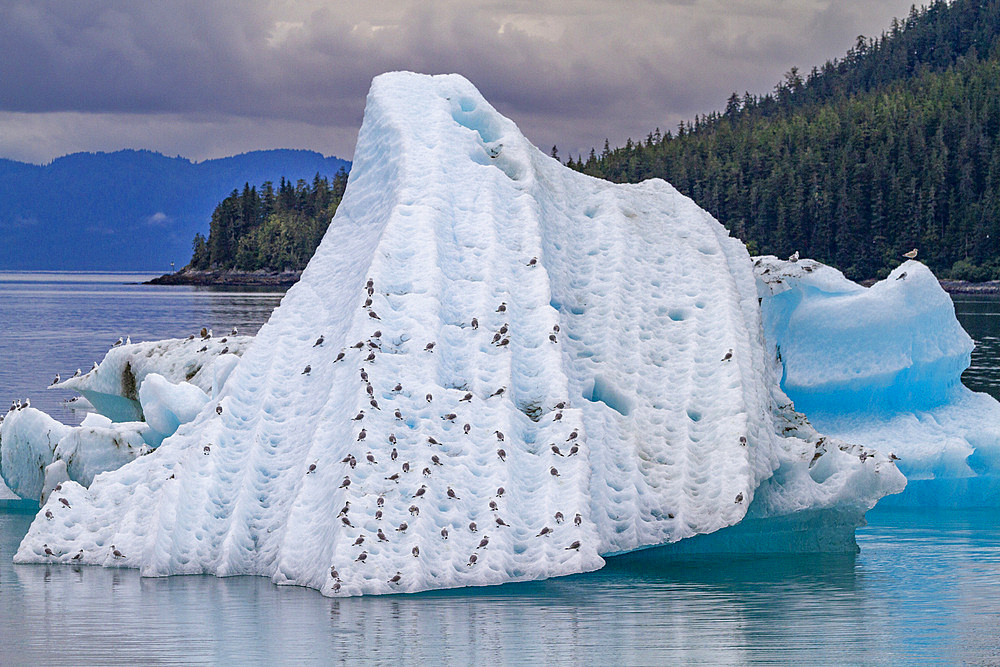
[1, 274, 998, 663]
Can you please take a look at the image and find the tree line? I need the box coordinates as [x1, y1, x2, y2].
[189, 168, 348, 272]
[566, 0, 1000, 280]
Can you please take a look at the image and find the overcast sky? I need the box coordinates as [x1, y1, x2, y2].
[0, 0, 918, 165]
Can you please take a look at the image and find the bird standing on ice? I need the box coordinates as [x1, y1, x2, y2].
[903, 248, 918, 259]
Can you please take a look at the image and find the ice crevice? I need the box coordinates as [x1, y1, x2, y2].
[12, 73, 905, 595]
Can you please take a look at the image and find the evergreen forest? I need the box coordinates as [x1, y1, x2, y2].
[567, 0, 1000, 280]
[188, 168, 348, 272]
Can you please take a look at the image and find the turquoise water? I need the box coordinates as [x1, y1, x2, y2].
[1, 275, 999, 663]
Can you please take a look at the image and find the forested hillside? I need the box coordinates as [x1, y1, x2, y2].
[188, 169, 348, 272]
[570, 0, 1000, 280]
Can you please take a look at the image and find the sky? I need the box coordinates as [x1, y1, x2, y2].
[0, 0, 918, 165]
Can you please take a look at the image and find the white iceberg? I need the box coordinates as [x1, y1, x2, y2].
[0, 407, 150, 501]
[54, 335, 250, 422]
[13, 73, 903, 595]
[755, 256, 1000, 506]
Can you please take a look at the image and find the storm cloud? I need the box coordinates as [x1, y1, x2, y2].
[0, 0, 916, 164]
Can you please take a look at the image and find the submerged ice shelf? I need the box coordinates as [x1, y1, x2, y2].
[12, 73, 903, 596]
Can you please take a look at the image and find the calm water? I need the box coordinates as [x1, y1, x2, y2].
[1, 274, 999, 664]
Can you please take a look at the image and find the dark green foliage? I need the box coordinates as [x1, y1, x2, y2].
[189, 167, 349, 271]
[572, 0, 1000, 280]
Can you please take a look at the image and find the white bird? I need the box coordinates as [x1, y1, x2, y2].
[903, 248, 918, 259]
[788, 251, 799, 262]
[50, 374, 60, 386]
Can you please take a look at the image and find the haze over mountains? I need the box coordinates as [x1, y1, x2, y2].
[0, 149, 349, 271]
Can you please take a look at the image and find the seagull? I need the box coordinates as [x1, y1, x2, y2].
[352, 341, 365, 349]
[314, 336, 325, 347]
[788, 251, 800, 262]
[330, 567, 340, 580]
[72, 550, 83, 561]
[372, 330, 382, 338]
[355, 551, 368, 563]
[555, 512, 564, 523]
[366, 451, 377, 465]
[499, 324, 508, 335]
[447, 488, 461, 500]
[375, 510, 383, 520]
[536, 527, 552, 537]
[112, 546, 124, 558]
[497, 449, 506, 461]
[357, 429, 367, 441]
[427, 436, 440, 445]
[735, 493, 744, 504]
[565, 541, 581, 551]
[469, 522, 477, 532]
[903, 248, 918, 259]
[526, 257, 538, 267]
[341, 517, 354, 527]
[549, 334, 558, 343]
[554, 412, 563, 421]
[494, 430, 505, 441]
[460, 393, 473, 402]
[553, 325, 560, 333]
[113, 337, 124, 347]
[574, 513, 582, 526]
[431, 455, 442, 465]
[491, 333, 502, 344]
[498, 338, 510, 347]
[489, 500, 498, 511]
[550, 467, 560, 477]
[386, 473, 400, 482]
[567, 430, 578, 442]
[471, 318, 479, 329]
[21, 398, 30, 409]
[496, 487, 505, 497]
[396, 522, 408, 532]
[45, 510, 54, 520]
[412, 546, 420, 557]
[50, 374, 60, 386]
[352, 535, 365, 546]
[365, 352, 375, 362]
[394, 409, 404, 420]
[377, 496, 385, 507]
[302, 365, 311, 374]
[393, 384, 402, 392]
[391, 447, 398, 461]
[72, 368, 81, 378]
[231, 327, 239, 336]
[338, 502, 351, 517]
[307, 463, 317, 474]
[468, 554, 478, 566]
[352, 410, 365, 421]
[495, 517, 509, 527]
[378, 529, 389, 541]
[360, 369, 368, 381]
[368, 311, 380, 320]
[334, 352, 345, 363]
[424, 342, 436, 352]
[401, 462, 410, 473]
[443, 413, 457, 421]
[477, 536, 490, 549]
[204, 445, 211, 455]
[389, 434, 397, 445]
[463, 423, 471, 434]
[490, 387, 505, 398]
[496, 302, 507, 312]
[339, 477, 351, 489]
[409, 505, 420, 516]
[422, 467, 432, 476]
[551, 445, 564, 456]
[364, 297, 373, 307]
[426, 393, 433, 403]
[413, 485, 427, 498]
[568, 444, 579, 456]
[441, 528, 449, 539]
[722, 349, 733, 362]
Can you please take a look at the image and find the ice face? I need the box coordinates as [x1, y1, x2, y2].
[13, 73, 903, 594]
[755, 256, 1000, 506]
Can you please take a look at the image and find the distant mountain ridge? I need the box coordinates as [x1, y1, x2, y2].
[0, 149, 350, 270]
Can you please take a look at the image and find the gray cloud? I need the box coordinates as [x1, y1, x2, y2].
[0, 0, 916, 164]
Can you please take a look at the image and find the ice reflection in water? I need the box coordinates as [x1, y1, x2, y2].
[3, 509, 1000, 664]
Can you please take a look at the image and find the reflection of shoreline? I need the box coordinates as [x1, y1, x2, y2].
[146, 269, 300, 287]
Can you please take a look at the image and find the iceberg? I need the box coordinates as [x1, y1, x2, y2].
[13, 73, 903, 595]
[0, 339, 235, 501]
[755, 256, 1000, 506]
[54, 335, 250, 422]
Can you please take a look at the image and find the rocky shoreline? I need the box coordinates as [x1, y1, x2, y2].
[147, 268, 1000, 294]
[144, 269, 302, 287]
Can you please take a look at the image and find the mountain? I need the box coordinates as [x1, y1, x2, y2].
[0, 149, 349, 271]
[572, 0, 1000, 281]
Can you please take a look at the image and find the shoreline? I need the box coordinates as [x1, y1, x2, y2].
[144, 269, 302, 287]
[147, 269, 1000, 294]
